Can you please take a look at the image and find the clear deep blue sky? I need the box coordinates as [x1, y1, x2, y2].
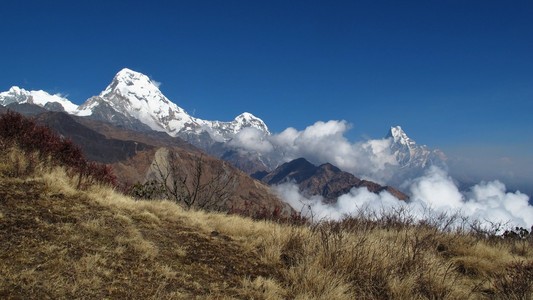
[1, 1, 532, 186]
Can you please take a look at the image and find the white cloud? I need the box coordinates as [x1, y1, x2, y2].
[233, 120, 399, 182]
[229, 127, 274, 153]
[463, 180, 533, 228]
[274, 166, 533, 230]
[227, 119, 532, 229]
[408, 166, 464, 210]
[273, 182, 339, 220]
[151, 79, 162, 88]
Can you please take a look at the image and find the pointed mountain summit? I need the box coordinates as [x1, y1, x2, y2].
[0, 86, 78, 113]
[259, 157, 408, 201]
[387, 126, 416, 147]
[76, 68, 269, 140]
[386, 126, 446, 169]
[77, 68, 197, 134]
[261, 157, 318, 184]
[232, 112, 270, 134]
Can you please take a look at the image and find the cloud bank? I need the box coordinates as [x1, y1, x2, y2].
[228, 119, 532, 229]
[275, 166, 533, 230]
[230, 120, 399, 182]
[229, 127, 274, 152]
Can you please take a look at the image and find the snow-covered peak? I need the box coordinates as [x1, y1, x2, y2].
[205, 112, 270, 142]
[386, 125, 446, 170]
[116, 67, 144, 79]
[77, 68, 272, 140]
[0, 68, 269, 145]
[111, 68, 157, 88]
[0, 86, 78, 113]
[233, 112, 270, 134]
[236, 112, 256, 120]
[0, 86, 31, 107]
[101, 68, 162, 99]
[88, 68, 195, 133]
[387, 126, 415, 147]
[8, 86, 24, 94]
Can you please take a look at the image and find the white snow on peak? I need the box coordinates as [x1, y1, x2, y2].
[8, 86, 23, 93]
[236, 112, 256, 120]
[77, 68, 270, 139]
[102, 68, 158, 96]
[101, 68, 165, 101]
[233, 112, 270, 133]
[1, 68, 271, 142]
[388, 126, 415, 147]
[202, 112, 270, 141]
[387, 125, 446, 169]
[0, 86, 78, 113]
[74, 98, 100, 116]
[94, 68, 195, 133]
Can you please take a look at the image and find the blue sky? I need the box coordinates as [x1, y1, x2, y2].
[1, 1, 532, 190]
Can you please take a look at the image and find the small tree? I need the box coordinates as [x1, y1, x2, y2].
[152, 149, 237, 210]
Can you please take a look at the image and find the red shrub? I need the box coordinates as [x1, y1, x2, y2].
[0, 111, 116, 187]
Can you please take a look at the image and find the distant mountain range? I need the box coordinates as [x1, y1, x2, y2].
[0, 68, 449, 205]
[0, 69, 269, 139]
[0, 68, 446, 173]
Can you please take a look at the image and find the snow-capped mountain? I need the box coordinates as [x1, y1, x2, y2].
[0, 69, 446, 181]
[0, 86, 78, 113]
[0, 69, 271, 171]
[76, 68, 269, 141]
[387, 126, 446, 169]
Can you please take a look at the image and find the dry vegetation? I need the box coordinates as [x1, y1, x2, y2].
[1, 113, 532, 299]
[1, 149, 532, 299]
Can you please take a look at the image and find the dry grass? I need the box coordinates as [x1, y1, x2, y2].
[1, 148, 532, 299]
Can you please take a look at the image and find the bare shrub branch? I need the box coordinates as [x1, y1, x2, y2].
[151, 149, 237, 210]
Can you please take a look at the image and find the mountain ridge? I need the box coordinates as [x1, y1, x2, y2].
[76, 68, 270, 141]
[0, 86, 78, 113]
[257, 157, 409, 202]
[2, 68, 270, 143]
[1, 68, 446, 183]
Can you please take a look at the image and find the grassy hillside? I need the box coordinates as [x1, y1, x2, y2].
[1, 148, 532, 299]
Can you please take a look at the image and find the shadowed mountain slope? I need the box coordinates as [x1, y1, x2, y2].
[257, 158, 409, 201]
[29, 111, 291, 215]
[35, 111, 154, 163]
